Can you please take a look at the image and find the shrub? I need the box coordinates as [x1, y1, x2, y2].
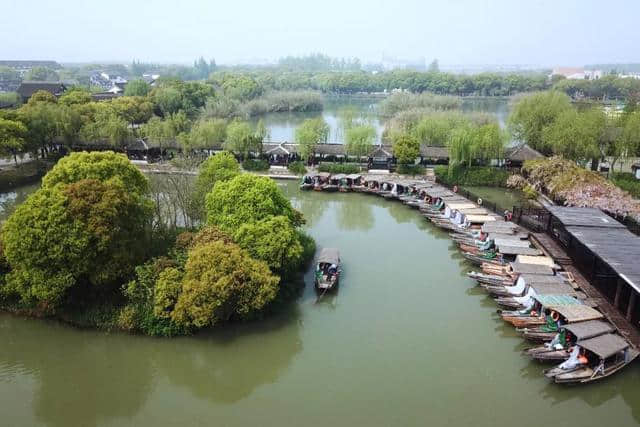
[611, 172, 640, 199]
[523, 185, 538, 200]
[317, 163, 361, 174]
[287, 161, 307, 175]
[396, 164, 425, 176]
[242, 159, 270, 171]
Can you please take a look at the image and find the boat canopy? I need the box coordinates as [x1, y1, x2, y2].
[318, 248, 340, 265]
[482, 223, 519, 233]
[332, 174, 347, 180]
[519, 273, 565, 284]
[316, 172, 331, 178]
[578, 333, 629, 359]
[530, 282, 578, 297]
[494, 238, 530, 248]
[497, 246, 542, 256]
[510, 262, 554, 275]
[345, 174, 362, 180]
[465, 215, 497, 223]
[445, 202, 476, 209]
[516, 255, 556, 267]
[550, 305, 604, 323]
[561, 320, 614, 341]
[533, 294, 582, 307]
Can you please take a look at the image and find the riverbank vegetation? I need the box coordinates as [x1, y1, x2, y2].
[0, 151, 315, 335]
[508, 91, 640, 168]
[434, 165, 511, 187]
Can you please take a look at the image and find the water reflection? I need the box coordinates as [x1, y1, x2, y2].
[155, 306, 302, 404]
[0, 182, 40, 221]
[0, 315, 154, 427]
[336, 195, 374, 231]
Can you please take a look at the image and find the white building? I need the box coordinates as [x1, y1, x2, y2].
[551, 67, 603, 80]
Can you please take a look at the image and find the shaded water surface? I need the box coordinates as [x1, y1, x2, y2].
[0, 181, 639, 427]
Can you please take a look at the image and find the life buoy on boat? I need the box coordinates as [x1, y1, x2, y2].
[453, 185, 458, 193]
[551, 311, 560, 322]
[477, 198, 483, 206]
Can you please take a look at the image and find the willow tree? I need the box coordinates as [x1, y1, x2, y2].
[295, 118, 329, 162]
[345, 124, 376, 161]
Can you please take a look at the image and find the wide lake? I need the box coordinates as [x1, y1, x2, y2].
[0, 180, 639, 427]
[251, 96, 511, 144]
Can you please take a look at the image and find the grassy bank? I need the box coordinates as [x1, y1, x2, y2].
[434, 166, 511, 187]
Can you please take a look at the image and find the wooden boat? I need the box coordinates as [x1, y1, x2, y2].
[323, 175, 340, 192]
[299, 175, 313, 190]
[343, 174, 363, 192]
[503, 297, 602, 329]
[524, 320, 615, 362]
[544, 334, 639, 384]
[315, 248, 341, 291]
[312, 172, 331, 191]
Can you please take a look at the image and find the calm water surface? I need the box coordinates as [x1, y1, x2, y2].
[1, 181, 639, 427]
[254, 96, 510, 144]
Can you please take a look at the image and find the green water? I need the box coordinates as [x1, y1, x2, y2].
[1, 181, 639, 427]
[464, 185, 534, 211]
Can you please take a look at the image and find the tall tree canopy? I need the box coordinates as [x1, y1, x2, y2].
[508, 91, 572, 155]
[295, 118, 329, 161]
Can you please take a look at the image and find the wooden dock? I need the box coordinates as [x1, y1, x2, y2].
[531, 233, 640, 350]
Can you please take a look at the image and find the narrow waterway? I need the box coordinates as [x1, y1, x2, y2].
[0, 181, 639, 427]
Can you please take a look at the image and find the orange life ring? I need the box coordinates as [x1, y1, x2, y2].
[551, 311, 560, 322]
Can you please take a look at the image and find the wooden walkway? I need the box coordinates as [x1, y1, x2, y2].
[531, 233, 640, 350]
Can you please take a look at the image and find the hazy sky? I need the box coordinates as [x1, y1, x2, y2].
[3, 0, 639, 66]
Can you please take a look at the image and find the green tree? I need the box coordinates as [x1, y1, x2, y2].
[124, 79, 151, 97]
[508, 91, 573, 155]
[206, 174, 302, 231]
[27, 90, 58, 105]
[171, 240, 279, 328]
[58, 88, 92, 106]
[224, 120, 260, 159]
[0, 118, 27, 164]
[42, 151, 149, 195]
[2, 178, 152, 307]
[345, 124, 376, 160]
[233, 216, 304, 273]
[542, 109, 603, 164]
[19, 100, 59, 157]
[182, 119, 227, 150]
[472, 123, 506, 164]
[392, 133, 419, 165]
[192, 151, 240, 219]
[295, 118, 329, 161]
[611, 112, 640, 171]
[447, 126, 474, 168]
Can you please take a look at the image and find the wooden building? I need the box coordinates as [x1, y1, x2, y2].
[16, 81, 67, 103]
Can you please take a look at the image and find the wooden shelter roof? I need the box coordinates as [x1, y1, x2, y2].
[551, 305, 604, 323]
[530, 282, 578, 296]
[498, 246, 542, 256]
[578, 333, 629, 358]
[547, 206, 625, 228]
[510, 262, 554, 275]
[561, 320, 615, 341]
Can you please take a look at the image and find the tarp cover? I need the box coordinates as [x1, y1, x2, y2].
[561, 320, 614, 340]
[533, 294, 582, 307]
[578, 333, 629, 358]
[530, 283, 577, 296]
[498, 246, 543, 256]
[510, 262, 554, 275]
[516, 255, 556, 267]
[318, 248, 340, 265]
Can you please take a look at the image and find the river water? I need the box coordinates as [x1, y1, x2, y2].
[252, 96, 510, 144]
[0, 180, 639, 427]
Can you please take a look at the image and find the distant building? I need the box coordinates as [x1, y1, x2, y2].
[16, 81, 66, 102]
[90, 72, 128, 91]
[551, 67, 603, 80]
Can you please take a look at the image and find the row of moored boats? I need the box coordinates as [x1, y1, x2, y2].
[302, 173, 639, 384]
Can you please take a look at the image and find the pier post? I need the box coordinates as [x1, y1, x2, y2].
[626, 291, 637, 322]
[614, 281, 623, 308]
